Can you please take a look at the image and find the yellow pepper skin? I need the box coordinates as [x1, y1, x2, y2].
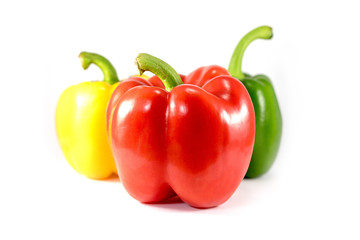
[56, 52, 120, 179]
[129, 74, 149, 79]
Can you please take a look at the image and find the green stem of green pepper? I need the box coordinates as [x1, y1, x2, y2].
[79, 52, 119, 85]
[136, 53, 183, 91]
[228, 26, 273, 80]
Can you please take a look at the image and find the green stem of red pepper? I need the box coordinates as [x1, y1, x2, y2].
[228, 26, 273, 80]
[136, 53, 183, 91]
[79, 52, 119, 85]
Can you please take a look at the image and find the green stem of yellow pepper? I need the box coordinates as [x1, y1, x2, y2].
[79, 52, 119, 85]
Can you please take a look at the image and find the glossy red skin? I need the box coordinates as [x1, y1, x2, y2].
[108, 66, 255, 208]
[106, 74, 186, 131]
[184, 65, 231, 86]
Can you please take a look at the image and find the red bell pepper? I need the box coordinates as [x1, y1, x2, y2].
[107, 53, 255, 208]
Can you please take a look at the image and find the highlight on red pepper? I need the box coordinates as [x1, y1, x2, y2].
[55, 52, 120, 179]
[228, 26, 282, 178]
[107, 53, 255, 208]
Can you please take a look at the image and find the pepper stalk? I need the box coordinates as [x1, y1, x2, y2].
[79, 52, 119, 85]
[228, 26, 273, 80]
[136, 53, 183, 92]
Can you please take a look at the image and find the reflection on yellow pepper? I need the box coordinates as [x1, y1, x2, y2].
[55, 52, 147, 179]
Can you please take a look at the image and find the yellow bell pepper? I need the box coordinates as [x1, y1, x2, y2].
[55, 52, 147, 179]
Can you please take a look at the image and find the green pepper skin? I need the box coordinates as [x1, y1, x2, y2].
[228, 26, 282, 178]
[241, 75, 282, 178]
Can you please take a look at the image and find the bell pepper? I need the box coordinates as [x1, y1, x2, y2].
[228, 26, 282, 178]
[107, 53, 255, 208]
[55, 52, 120, 179]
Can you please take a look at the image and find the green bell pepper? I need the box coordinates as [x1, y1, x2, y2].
[228, 26, 282, 178]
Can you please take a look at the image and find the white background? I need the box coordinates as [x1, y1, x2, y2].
[1, 0, 359, 239]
